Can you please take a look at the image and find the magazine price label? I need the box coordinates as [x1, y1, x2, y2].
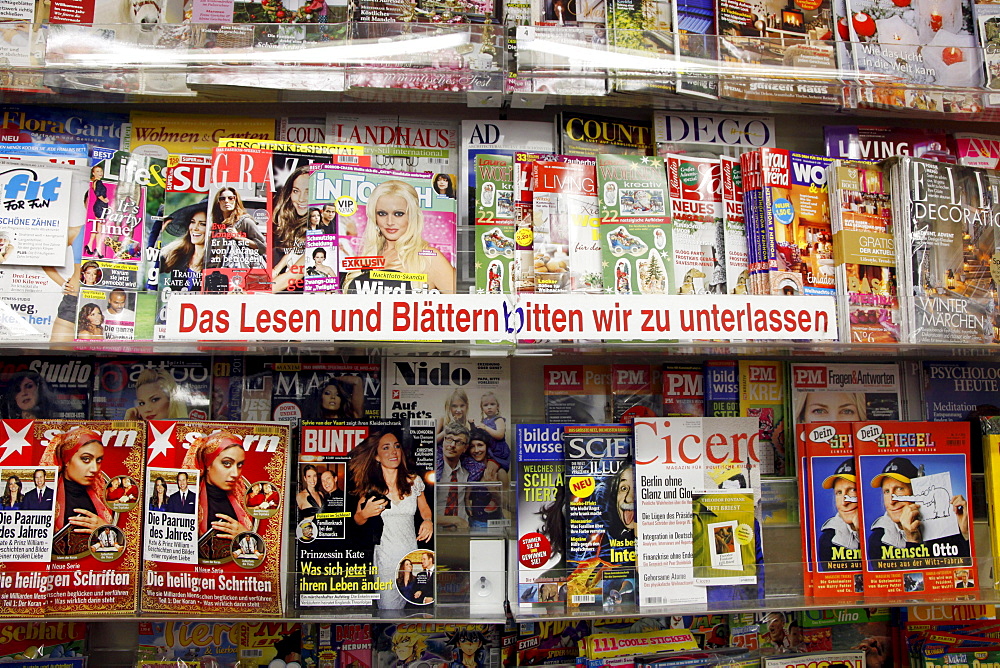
[165, 294, 838, 342]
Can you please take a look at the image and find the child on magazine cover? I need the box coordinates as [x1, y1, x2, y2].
[473, 391, 510, 470]
[435, 389, 474, 447]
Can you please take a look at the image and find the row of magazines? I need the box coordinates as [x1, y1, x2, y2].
[0, 351, 997, 617]
[8, 607, 1000, 667]
[4, 103, 1000, 344]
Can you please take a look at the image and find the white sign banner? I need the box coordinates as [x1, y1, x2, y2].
[164, 293, 838, 342]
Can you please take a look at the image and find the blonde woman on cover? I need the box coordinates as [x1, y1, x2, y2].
[123, 368, 190, 421]
[341, 180, 455, 294]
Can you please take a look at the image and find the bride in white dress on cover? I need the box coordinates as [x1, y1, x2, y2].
[351, 429, 433, 609]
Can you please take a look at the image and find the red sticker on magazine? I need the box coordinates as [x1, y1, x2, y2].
[519, 532, 551, 568]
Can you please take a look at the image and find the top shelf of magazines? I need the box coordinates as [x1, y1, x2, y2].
[0, 12, 991, 113]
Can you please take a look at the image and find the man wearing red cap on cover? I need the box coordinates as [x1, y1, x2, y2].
[867, 456, 970, 563]
[818, 458, 860, 567]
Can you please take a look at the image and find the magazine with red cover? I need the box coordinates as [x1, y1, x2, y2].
[141, 420, 289, 616]
[853, 421, 976, 597]
[0, 419, 145, 616]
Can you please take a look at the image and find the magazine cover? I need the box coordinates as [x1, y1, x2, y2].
[516, 620, 591, 665]
[828, 160, 900, 344]
[137, 621, 240, 667]
[666, 153, 724, 295]
[953, 133, 1000, 169]
[558, 113, 654, 158]
[474, 154, 515, 295]
[563, 424, 635, 609]
[309, 164, 458, 294]
[532, 160, 602, 293]
[824, 126, 954, 161]
[799, 421, 860, 597]
[544, 364, 611, 423]
[0, 106, 128, 152]
[612, 364, 663, 422]
[326, 114, 459, 178]
[270, 362, 381, 428]
[460, 121, 555, 287]
[141, 420, 289, 616]
[0, 358, 92, 421]
[891, 157, 1000, 344]
[317, 622, 374, 668]
[205, 146, 337, 295]
[653, 112, 776, 158]
[91, 360, 211, 422]
[0, 622, 86, 660]
[720, 155, 750, 295]
[633, 417, 762, 608]
[738, 360, 787, 476]
[126, 111, 275, 158]
[75, 285, 141, 342]
[516, 423, 566, 608]
[762, 651, 864, 668]
[155, 154, 212, 339]
[672, 0, 719, 99]
[691, 490, 756, 585]
[740, 149, 764, 295]
[790, 362, 903, 431]
[279, 117, 326, 144]
[705, 360, 739, 417]
[844, 0, 982, 112]
[760, 150, 835, 297]
[853, 420, 976, 597]
[0, 419, 145, 616]
[372, 623, 500, 668]
[382, 356, 510, 602]
[923, 361, 1000, 423]
[598, 153, 673, 296]
[716, 0, 837, 105]
[513, 152, 556, 294]
[238, 622, 303, 667]
[661, 363, 705, 416]
[296, 419, 434, 610]
[0, 159, 75, 267]
[82, 149, 166, 294]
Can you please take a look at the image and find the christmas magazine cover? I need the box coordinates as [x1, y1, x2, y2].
[0, 419, 145, 616]
[141, 420, 289, 616]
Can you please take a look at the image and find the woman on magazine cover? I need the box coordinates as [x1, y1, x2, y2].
[465, 427, 508, 530]
[296, 464, 323, 519]
[303, 376, 364, 422]
[396, 558, 418, 604]
[350, 428, 433, 609]
[794, 391, 866, 424]
[3, 370, 55, 420]
[160, 205, 208, 291]
[209, 188, 266, 270]
[149, 476, 168, 512]
[42, 426, 113, 556]
[433, 174, 455, 199]
[81, 261, 102, 286]
[1, 475, 23, 510]
[76, 303, 105, 340]
[85, 164, 110, 256]
[341, 180, 455, 294]
[272, 165, 311, 293]
[123, 368, 190, 421]
[182, 429, 254, 563]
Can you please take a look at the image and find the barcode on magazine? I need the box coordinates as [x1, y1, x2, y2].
[644, 596, 663, 604]
[487, 519, 511, 527]
[243, 651, 263, 658]
[572, 594, 595, 604]
[338, 155, 360, 164]
[411, 418, 435, 428]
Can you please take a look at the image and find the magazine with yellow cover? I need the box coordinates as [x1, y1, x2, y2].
[126, 112, 276, 158]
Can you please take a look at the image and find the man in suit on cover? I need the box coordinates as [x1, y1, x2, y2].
[166, 472, 195, 514]
[22, 469, 53, 510]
